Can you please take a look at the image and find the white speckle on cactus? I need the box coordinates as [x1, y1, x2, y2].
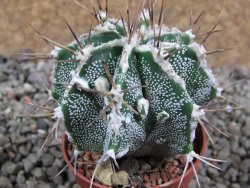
[73, 77, 89, 89]
[216, 87, 223, 97]
[118, 36, 138, 74]
[144, 26, 182, 40]
[81, 45, 94, 57]
[75, 51, 85, 61]
[135, 45, 152, 53]
[190, 104, 204, 142]
[95, 38, 125, 50]
[139, 9, 150, 33]
[94, 76, 109, 92]
[185, 29, 196, 41]
[104, 96, 111, 106]
[115, 147, 129, 159]
[74, 46, 93, 75]
[187, 151, 195, 160]
[108, 86, 124, 136]
[70, 70, 75, 76]
[74, 149, 82, 161]
[65, 131, 73, 142]
[131, 33, 140, 46]
[169, 27, 183, 34]
[157, 111, 170, 122]
[189, 42, 206, 58]
[50, 46, 61, 57]
[108, 110, 121, 136]
[120, 113, 132, 125]
[59, 45, 93, 99]
[110, 85, 123, 103]
[142, 9, 150, 21]
[137, 98, 149, 116]
[190, 123, 198, 143]
[161, 42, 181, 50]
[191, 104, 205, 120]
[156, 137, 167, 144]
[53, 106, 64, 119]
[98, 10, 107, 21]
[100, 149, 118, 166]
[95, 21, 116, 32]
[109, 18, 125, 29]
[158, 61, 186, 89]
[119, 49, 130, 74]
[124, 115, 131, 124]
[189, 42, 217, 85]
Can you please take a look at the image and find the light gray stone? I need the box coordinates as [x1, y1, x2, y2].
[7, 163, 20, 175]
[215, 183, 227, 188]
[240, 159, 250, 173]
[238, 172, 249, 184]
[231, 140, 239, 152]
[17, 170, 26, 186]
[224, 167, 238, 181]
[28, 153, 40, 164]
[9, 175, 16, 184]
[19, 145, 29, 156]
[217, 146, 230, 158]
[0, 71, 8, 82]
[36, 182, 51, 188]
[31, 168, 46, 180]
[22, 158, 33, 173]
[49, 148, 62, 158]
[0, 177, 13, 188]
[242, 117, 250, 136]
[53, 158, 64, 168]
[1, 161, 14, 176]
[46, 166, 58, 178]
[229, 122, 241, 136]
[230, 154, 241, 164]
[0, 133, 9, 147]
[41, 153, 54, 167]
[26, 180, 35, 188]
[72, 184, 81, 188]
[207, 167, 220, 176]
[236, 147, 247, 157]
[231, 183, 241, 188]
[239, 137, 250, 149]
[23, 83, 36, 93]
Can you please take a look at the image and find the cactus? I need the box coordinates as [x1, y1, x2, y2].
[24, 1, 230, 187]
[50, 7, 219, 159]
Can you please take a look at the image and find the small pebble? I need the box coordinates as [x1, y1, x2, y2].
[239, 159, 250, 173]
[0, 177, 13, 188]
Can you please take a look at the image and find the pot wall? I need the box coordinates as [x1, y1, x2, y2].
[61, 124, 206, 188]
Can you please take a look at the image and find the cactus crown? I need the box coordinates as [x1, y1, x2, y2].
[47, 2, 219, 166]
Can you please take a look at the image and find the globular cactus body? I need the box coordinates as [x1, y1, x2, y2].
[50, 8, 219, 163]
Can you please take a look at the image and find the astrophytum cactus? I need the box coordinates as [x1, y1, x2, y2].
[30, 2, 227, 186]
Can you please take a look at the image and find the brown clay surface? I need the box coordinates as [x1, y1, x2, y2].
[0, 0, 249, 69]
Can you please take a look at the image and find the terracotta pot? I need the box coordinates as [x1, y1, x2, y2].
[61, 124, 206, 188]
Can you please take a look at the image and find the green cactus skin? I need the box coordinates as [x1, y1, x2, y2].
[50, 9, 219, 162]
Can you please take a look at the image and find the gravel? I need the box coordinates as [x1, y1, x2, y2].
[0, 55, 249, 188]
[190, 67, 250, 188]
[0, 56, 79, 188]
